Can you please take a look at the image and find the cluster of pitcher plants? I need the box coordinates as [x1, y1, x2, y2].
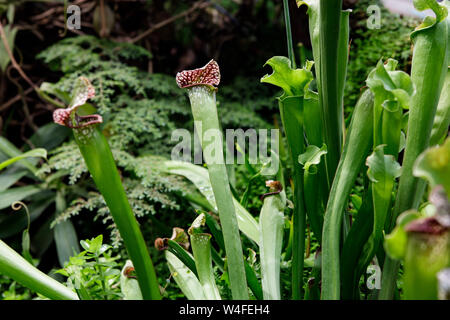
[0, 0, 449, 300]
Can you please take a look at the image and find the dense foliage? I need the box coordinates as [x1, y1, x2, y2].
[0, 0, 448, 302]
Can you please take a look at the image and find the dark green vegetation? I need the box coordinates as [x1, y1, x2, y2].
[0, 0, 448, 301]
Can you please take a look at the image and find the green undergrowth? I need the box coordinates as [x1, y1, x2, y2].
[36, 35, 273, 247]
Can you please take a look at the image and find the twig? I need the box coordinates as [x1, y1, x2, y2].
[99, 0, 107, 37]
[130, 1, 210, 43]
[0, 86, 34, 112]
[0, 21, 66, 109]
[0, 22, 38, 91]
[31, 7, 58, 21]
[7, 66, 39, 133]
[53, 20, 85, 36]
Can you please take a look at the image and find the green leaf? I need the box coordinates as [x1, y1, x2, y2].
[74, 122, 161, 300]
[54, 220, 80, 267]
[0, 186, 41, 210]
[187, 213, 220, 300]
[164, 160, 260, 245]
[354, 145, 401, 287]
[277, 95, 307, 299]
[0, 148, 47, 171]
[366, 59, 414, 156]
[260, 56, 313, 97]
[0, 137, 39, 174]
[0, 167, 28, 192]
[298, 144, 327, 174]
[0, 195, 53, 238]
[0, 240, 78, 300]
[366, 59, 414, 111]
[321, 89, 374, 300]
[88, 235, 103, 254]
[21, 229, 32, 264]
[165, 251, 205, 300]
[259, 192, 285, 300]
[413, 137, 450, 195]
[166, 239, 198, 277]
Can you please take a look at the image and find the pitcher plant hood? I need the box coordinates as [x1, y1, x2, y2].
[52, 76, 102, 128]
[176, 59, 220, 90]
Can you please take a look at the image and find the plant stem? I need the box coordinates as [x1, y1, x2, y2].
[283, 0, 296, 68]
[74, 126, 161, 300]
[279, 96, 307, 299]
[259, 191, 285, 299]
[183, 83, 249, 299]
[190, 232, 221, 300]
[318, 0, 344, 184]
[380, 4, 448, 299]
[0, 240, 78, 300]
[321, 90, 374, 299]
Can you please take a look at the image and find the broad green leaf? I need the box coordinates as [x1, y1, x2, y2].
[0, 167, 28, 192]
[413, 137, 450, 195]
[120, 260, 143, 300]
[165, 251, 205, 300]
[54, 220, 80, 267]
[0, 195, 53, 238]
[164, 160, 260, 244]
[341, 185, 374, 299]
[259, 192, 285, 300]
[0, 148, 47, 171]
[166, 239, 198, 277]
[321, 89, 374, 300]
[0, 137, 38, 174]
[298, 144, 327, 174]
[356, 145, 401, 282]
[276, 95, 307, 299]
[260, 56, 313, 97]
[0, 186, 41, 210]
[0, 240, 78, 300]
[29, 123, 71, 151]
